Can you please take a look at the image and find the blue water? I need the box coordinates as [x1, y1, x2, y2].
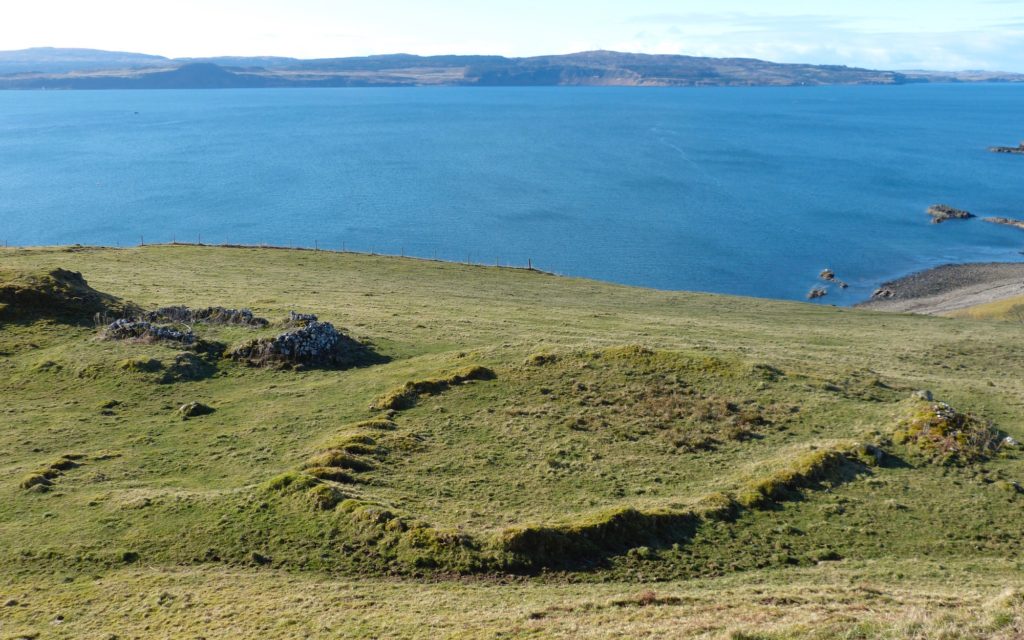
[1, 85, 1022, 302]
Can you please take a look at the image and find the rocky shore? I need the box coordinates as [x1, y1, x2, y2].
[990, 143, 1024, 155]
[984, 216, 1024, 231]
[856, 262, 1024, 315]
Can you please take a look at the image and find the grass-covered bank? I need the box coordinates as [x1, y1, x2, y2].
[2, 562, 1021, 639]
[1, 245, 1022, 637]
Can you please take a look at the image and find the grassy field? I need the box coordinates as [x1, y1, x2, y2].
[1, 244, 1022, 638]
[947, 294, 1024, 322]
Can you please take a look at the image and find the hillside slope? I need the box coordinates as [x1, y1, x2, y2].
[3, 48, 1022, 88]
[0, 245, 1021, 638]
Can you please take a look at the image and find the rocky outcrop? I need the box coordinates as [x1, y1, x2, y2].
[807, 287, 828, 300]
[104, 319, 195, 344]
[928, 205, 975, 224]
[229, 314, 375, 369]
[984, 216, 1024, 231]
[990, 143, 1024, 155]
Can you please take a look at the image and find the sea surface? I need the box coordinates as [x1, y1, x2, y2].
[1, 84, 1022, 302]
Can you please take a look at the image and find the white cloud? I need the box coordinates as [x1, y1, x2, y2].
[613, 12, 1024, 71]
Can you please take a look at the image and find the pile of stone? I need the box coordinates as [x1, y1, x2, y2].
[104, 319, 196, 344]
[284, 311, 319, 327]
[145, 305, 268, 327]
[229, 313, 366, 368]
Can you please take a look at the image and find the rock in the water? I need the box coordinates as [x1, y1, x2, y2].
[178, 402, 214, 418]
[989, 143, 1024, 155]
[983, 216, 1024, 231]
[807, 287, 828, 300]
[819, 269, 849, 289]
[928, 204, 975, 224]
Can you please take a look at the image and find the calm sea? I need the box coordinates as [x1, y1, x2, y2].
[1, 85, 1022, 302]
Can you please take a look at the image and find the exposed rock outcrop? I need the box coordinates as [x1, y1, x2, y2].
[984, 216, 1024, 231]
[928, 205, 975, 224]
[819, 269, 849, 289]
[807, 287, 828, 300]
[990, 143, 1024, 155]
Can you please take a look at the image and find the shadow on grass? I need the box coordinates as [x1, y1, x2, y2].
[500, 452, 876, 573]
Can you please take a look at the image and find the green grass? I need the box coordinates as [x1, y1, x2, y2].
[1, 244, 1022, 637]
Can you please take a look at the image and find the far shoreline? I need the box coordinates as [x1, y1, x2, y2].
[855, 262, 1024, 315]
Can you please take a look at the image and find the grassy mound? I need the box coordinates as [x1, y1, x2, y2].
[0, 267, 133, 323]
[894, 400, 1007, 465]
[371, 365, 497, 410]
[494, 442, 872, 570]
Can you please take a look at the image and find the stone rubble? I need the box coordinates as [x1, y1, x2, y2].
[104, 319, 196, 344]
[146, 305, 269, 327]
[229, 313, 365, 368]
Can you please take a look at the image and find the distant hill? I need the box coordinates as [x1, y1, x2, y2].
[0, 47, 168, 74]
[1, 47, 1022, 88]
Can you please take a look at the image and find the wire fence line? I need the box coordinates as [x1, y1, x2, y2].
[0, 235, 551, 275]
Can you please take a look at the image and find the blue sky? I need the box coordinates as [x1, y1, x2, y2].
[5, 0, 1024, 70]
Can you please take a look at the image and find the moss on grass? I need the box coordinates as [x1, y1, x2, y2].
[894, 400, 1006, 465]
